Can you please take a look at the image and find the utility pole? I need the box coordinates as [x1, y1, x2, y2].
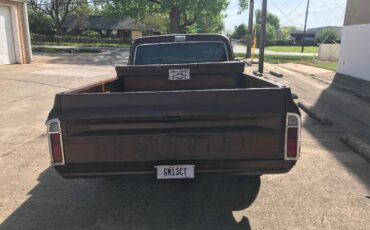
[258, 0, 267, 73]
[301, 0, 310, 53]
[246, 0, 254, 58]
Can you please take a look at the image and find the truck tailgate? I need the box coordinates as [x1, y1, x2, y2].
[58, 88, 287, 163]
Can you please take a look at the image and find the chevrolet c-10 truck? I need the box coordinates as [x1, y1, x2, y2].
[46, 34, 301, 179]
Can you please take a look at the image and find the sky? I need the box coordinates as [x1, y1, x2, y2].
[224, 0, 347, 32]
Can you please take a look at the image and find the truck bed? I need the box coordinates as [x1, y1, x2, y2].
[47, 62, 299, 177]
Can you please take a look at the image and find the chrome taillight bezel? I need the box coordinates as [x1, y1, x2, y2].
[284, 113, 301, 160]
[46, 119, 65, 166]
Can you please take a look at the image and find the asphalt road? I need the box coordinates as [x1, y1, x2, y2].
[0, 51, 369, 230]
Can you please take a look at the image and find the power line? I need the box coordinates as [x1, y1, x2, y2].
[309, 6, 342, 14]
[291, 12, 306, 23]
[279, 0, 295, 13]
[269, 0, 315, 28]
[268, 0, 345, 28]
[309, 0, 321, 29]
[319, 0, 341, 21]
[286, 0, 306, 16]
[270, 0, 300, 27]
[333, 0, 346, 9]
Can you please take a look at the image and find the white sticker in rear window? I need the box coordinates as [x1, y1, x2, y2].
[169, 69, 190, 80]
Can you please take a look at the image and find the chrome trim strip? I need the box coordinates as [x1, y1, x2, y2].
[133, 41, 230, 65]
[284, 113, 301, 161]
[46, 119, 65, 166]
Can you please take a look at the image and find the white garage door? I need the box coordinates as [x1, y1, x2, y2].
[0, 5, 16, 65]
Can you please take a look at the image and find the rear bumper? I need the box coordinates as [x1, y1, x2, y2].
[54, 160, 296, 178]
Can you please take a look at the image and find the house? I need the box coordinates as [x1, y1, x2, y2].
[290, 26, 342, 44]
[337, 0, 370, 82]
[61, 15, 151, 41]
[289, 31, 316, 44]
[0, 0, 32, 65]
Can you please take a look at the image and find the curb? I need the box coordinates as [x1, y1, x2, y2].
[269, 70, 283, 78]
[341, 133, 370, 162]
[298, 101, 333, 125]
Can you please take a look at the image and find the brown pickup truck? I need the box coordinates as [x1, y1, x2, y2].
[46, 34, 301, 179]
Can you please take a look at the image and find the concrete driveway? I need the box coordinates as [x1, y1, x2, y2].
[0, 52, 369, 229]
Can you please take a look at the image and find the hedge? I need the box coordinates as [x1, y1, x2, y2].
[31, 34, 130, 44]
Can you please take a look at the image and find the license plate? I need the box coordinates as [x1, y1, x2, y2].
[168, 69, 190, 80]
[156, 165, 195, 179]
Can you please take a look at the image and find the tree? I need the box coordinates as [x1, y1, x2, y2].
[101, 0, 158, 22]
[254, 9, 280, 45]
[254, 23, 277, 45]
[232, 24, 248, 39]
[237, 0, 249, 14]
[28, 10, 55, 35]
[160, 0, 229, 33]
[198, 13, 225, 33]
[255, 9, 280, 29]
[140, 13, 169, 34]
[103, 0, 229, 34]
[278, 26, 298, 41]
[315, 28, 339, 44]
[28, 0, 86, 34]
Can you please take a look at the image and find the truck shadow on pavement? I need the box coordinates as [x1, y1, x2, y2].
[299, 75, 370, 190]
[1, 168, 260, 230]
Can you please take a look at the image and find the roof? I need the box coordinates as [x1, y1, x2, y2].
[61, 15, 148, 31]
[290, 31, 316, 36]
[307, 26, 342, 34]
[291, 26, 343, 37]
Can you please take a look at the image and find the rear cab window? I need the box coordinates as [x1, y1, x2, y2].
[134, 42, 229, 65]
[129, 35, 234, 65]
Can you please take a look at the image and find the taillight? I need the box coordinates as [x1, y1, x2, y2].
[46, 119, 65, 165]
[285, 113, 301, 160]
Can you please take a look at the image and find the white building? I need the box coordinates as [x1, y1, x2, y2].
[0, 0, 31, 65]
[337, 0, 370, 82]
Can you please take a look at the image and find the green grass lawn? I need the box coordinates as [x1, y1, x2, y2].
[263, 55, 337, 71]
[235, 53, 337, 71]
[265, 46, 319, 53]
[32, 42, 130, 48]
